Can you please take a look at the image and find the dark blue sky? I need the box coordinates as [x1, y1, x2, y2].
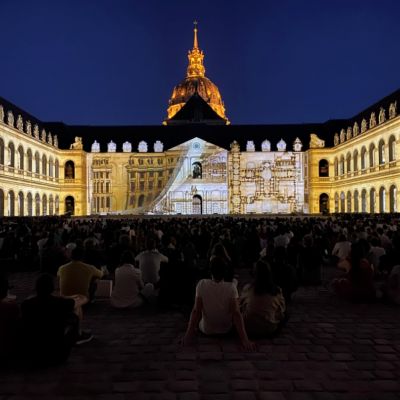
[1, 0, 400, 125]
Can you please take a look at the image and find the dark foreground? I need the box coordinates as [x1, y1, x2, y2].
[2, 268, 400, 400]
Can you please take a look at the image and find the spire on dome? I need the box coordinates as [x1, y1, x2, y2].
[187, 21, 205, 78]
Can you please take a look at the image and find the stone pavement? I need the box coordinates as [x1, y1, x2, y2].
[1, 269, 400, 400]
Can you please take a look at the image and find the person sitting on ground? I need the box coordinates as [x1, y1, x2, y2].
[182, 257, 256, 351]
[332, 234, 352, 269]
[57, 246, 104, 343]
[135, 237, 168, 286]
[240, 260, 286, 338]
[111, 250, 153, 308]
[21, 274, 79, 365]
[0, 274, 20, 362]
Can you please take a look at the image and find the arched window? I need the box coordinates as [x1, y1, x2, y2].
[27, 193, 33, 216]
[370, 188, 376, 213]
[389, 185, 397, 212]
[8, 191, 15, 216]
[0, 189, 4, 217]
[18, 191, 24, 216]
[346, 153, 351, 173]
[192, 162, 202, 179]
[318, 160, 329, 177]
[42, 194, 47, 216]
[334, 193, 339, 212]
[361, 189, 367, 213]
[42, 154, 47, 176]
[55, 159, 59, 179]
[65, 196, 75, 215]
[339, 155, 345, 175]
[35, 152, 40, 174]
[27, 149, 33, 172]
[369, 143, 375, 168]
[192, 194, 202, 214]
[49, 195, 54, 215]
[0, 138, 4, 165]
[388, 135, 396, 162]
[319, 193, 329, 213]
[49, 157, 54, 177]
[378, 140, 385, 165]
[361, 147, 367, 170]
[353, 150, 359, 172]
[17, 145, 24, 170]
[354, 190, 359, 212]
[346, 191, 352, 213]
[138, 194, 145, 208]
[55, 196, 60, 215]
[379, 187, 386, 213]
[35, 193, 41, 216]
[65, 160, 75, 179]
[8, 142, 15, 168]
[334, 158, 338, 177]
[340, 192, 345, 212]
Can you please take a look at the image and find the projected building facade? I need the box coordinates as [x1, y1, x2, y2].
[0, 24, 399, 216]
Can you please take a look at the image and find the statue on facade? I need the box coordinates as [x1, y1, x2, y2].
[310, 133, 325, 148]
[122, 141, 132, 152]
[246, 140, 255, 151]
[16, 115, 23, 131]
[361, 119, 367, 133]
[389, 101, 397, 119]
[91, 140, 100, 152]
[7, 111, 14, 127]
[339, 129, 345, 143]
[334, 133, 339, 146]
[153, 140, 164, 152]
[261, 139, 271, 152]
[353, 122, 359, 136]
[70, 136, 83, 150]
[0, 105, 4, 122]
[230, 140, 240, 152]
[138, 141, 148, 152]
[293, 137, 303, 152]
[107, 140, 117, 152]
[346, 127, 352, 140]
[26, 120, 32, 136]
[41, 129, 46, 142]
[53, 135, 58, 148]
[33, 124, 40, 139]
[47, 132, 53, 145]
[277, 139, 287, 151]
[370, 112, 376, 128]
[378, 107, 386, 124]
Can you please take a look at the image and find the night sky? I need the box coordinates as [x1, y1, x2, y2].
[1, 0, 400, 126]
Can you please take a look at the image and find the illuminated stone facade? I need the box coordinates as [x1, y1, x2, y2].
[1, 25, 400, 216]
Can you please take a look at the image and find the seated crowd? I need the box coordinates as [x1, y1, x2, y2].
[1, 214, 400, 364]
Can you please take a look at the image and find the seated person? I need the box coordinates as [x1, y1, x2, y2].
[0, 274, 20, 362]
[111, 251, 153, 308]
[21, 274, 79, 365]
[240, 261, 286, 338]
[182, 257, 256, 351]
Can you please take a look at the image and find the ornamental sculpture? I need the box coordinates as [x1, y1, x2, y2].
[16, 115, 23, 131]
[361, 119, 367, 133]
[138, 141, 148, 153]
[53, 135, 58, 148]
[153, 140, 164, 152]
[41, 129, 46, 142]
[122, 141, 132, 152]
[26, 120, 32, 136]
[310, 133, 325, 148]
[246, 140, 255, 151]
[293, 137, 303, 152]
[230, 140, 240, 152]
[261, 139, 271, 152]
[353, 122, 359, 136]
[33, 124, 39, 139]
[334, 133, 339, 146]
[7, 111, 14, 127]
[48, 132, 53, 145]
[91, 140, 100, 152]
[378, 107, 386, 124]
[370, 112, 376, 128]
[107, 140, 117, 152]
[340, 129, 345, 143]
[277, 139, 287, 151]
[346, 127, 352, 140]
[389, 101, 397, 119]
[0, 105, 4, 122]
[70, 136, 83, 150]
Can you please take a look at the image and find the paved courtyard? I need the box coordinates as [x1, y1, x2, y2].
[1, 269, 400, 400]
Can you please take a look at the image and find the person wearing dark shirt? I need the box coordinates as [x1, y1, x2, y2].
[21, 274, 79, 365]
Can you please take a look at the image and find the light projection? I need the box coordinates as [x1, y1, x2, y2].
[149, 138, 228, 214]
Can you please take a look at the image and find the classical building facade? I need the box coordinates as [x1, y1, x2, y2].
[1, 25, 399, 216]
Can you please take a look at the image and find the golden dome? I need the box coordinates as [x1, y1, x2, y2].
[165, 22, 229, 124]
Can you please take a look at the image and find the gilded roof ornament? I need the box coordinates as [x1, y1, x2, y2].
[187, 21, 205, 78]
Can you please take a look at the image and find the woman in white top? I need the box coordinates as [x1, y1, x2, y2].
[111, 251, 144, 308]
[182, 257, 255, 351]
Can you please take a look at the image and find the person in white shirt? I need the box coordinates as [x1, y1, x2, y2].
[332, 234, 352, 264]
[135, 238, 168, 285]
[182, 257, 256, 351]
[111, 251, 146, 308]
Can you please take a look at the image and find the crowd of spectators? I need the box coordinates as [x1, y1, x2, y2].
[1, 214, 400, 364]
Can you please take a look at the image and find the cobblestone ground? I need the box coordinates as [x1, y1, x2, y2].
[2, 268, 400, 400]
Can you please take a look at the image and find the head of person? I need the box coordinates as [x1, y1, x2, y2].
[212, 242, 227, 258]
[71, 246, 85, 261]
[146, 237, 156, 251]
[35, 273, 55, 297]
[0, 274, 9, 300]
[209, 257, 227, 282]
[120, 250, 135, 265]
[253, 260, 279, 296]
